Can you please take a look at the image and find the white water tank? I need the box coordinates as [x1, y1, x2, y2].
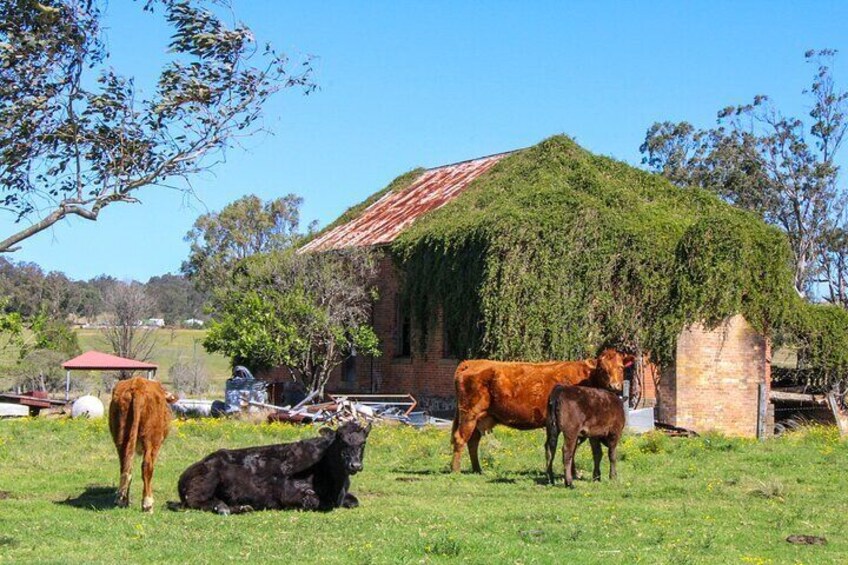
[72, 395, 105, 419]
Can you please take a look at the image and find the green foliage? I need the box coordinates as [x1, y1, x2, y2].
[204, 288, 306, 371]
[640, 50, 848, 297]
[0, 0, 314, 252]
[144, 273, 207, 326]
[204, 248, 380, 393]
[0, 298, 23, 354]
[785, 300, 848, 384]
[183, 194, 305, 293]
[28, 311, 81, 359]
[388, 135, 797, 364]
[13, 349, 68, 393]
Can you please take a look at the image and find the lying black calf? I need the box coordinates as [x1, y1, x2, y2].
[175, 421, 371, 514]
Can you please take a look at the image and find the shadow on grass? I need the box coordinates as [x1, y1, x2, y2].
[55, 485, 115, 511]
[390, 468, 452, 476]
[488, 477, 518, 484]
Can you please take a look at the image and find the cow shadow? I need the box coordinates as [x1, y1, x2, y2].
[390, 468, 452, 476]
[55, 485, 115, 511]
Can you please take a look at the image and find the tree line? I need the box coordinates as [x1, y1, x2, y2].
[0, 259, 207, 327]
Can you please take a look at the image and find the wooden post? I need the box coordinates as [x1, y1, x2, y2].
[65, 370, 71, 402]
[757, 382, 768, 440]
[826, 393, 848, 437]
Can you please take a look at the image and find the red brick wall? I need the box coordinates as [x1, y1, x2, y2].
[655, 315, 769, 437]
[324, 255, 458, 414]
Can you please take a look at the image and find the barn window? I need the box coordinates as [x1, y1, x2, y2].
[395, 294, 411, 358]
[442, 315, 460, 359]
[342, 353, 357, 383]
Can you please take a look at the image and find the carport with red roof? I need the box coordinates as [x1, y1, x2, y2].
[62, 351, 158, 400]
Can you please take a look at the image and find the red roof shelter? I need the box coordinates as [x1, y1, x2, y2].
[62, 351, 158, 400]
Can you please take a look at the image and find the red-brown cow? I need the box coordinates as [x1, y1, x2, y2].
[451, 348, 633, 473]
[109, 377, 177, 512]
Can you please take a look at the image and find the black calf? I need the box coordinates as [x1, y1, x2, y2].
[175, 421, 371, 514]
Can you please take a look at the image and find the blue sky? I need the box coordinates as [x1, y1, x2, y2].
[3, 1, 847, 281]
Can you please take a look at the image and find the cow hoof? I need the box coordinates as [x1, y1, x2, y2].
[115, 495, 129, 508]
[142, 497, 154, 513]
[237, 505, 254, 514]
[215, 504, 231, 516]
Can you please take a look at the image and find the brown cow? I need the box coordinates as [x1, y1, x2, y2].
[109, 377, 178, 512]
[545, 384, 625, 487]
[451, 348, 632, 473]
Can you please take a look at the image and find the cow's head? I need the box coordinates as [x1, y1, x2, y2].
[593, 349, 634, 394]
[332, 421, 371, 475]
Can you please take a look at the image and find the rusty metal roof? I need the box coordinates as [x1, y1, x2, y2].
[301, 151, 512, 252]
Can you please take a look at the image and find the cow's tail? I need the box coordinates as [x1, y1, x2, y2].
[545, 385, 563, 483]
[545, 386, 563, 449]
[122, 389, 144, 462]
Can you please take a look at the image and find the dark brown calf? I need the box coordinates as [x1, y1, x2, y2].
[109, 377, 177, 512]
[544, 385, 625, 487]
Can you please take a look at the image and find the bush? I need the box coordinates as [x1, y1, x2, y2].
[169, 357, 210, 396]
[13, 349, 75, 393]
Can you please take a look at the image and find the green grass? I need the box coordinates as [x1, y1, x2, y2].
[0, 419, 846, 564]
[75, 329, 231, 393]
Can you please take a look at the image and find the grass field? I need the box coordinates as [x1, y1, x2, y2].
[0, 419, 846, 564]
[75, 329, 232, 393]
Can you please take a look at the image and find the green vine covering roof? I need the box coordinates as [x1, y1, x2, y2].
[321, 135, 841, 369]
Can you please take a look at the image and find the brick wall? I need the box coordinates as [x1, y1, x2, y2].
[324, 255, 459, 414]
[655, 314, 769, 437]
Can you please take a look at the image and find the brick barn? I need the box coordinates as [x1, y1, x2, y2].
[289, 140, 773, 437]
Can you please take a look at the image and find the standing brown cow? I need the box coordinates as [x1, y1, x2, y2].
[545, 385, 626, 487]
[109, 377, 177, 512]
[451, 348, 632, 473]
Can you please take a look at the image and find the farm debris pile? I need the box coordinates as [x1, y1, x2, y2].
[171, 366, 450, 427]
[264, 393, 451, 427]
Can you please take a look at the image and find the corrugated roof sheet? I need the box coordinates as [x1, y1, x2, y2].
[300, 151, 512, 252]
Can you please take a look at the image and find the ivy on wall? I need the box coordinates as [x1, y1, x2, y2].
[321, 135, 848, 377]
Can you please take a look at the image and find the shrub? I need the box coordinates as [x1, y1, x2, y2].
[169, 358, 210, 396]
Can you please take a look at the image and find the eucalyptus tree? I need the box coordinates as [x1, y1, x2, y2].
[641, 50, 848, 299]
[0, 0, 314, 252]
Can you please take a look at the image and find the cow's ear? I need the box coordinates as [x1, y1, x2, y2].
[585, 359, 598, 369]
[365, 421, 373, 435]
[318, 427, 336, 439]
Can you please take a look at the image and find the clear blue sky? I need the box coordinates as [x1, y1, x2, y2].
[3, 1, 847, 281]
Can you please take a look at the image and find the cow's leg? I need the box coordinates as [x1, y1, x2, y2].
[467, 428, 483, 474]
[590, 438, 603, 482]
[573, 438, 587, 480]
[342, 492, 359, 509]
[140, 441, 162, 513]
[608, 434, 620, 481]
[545, 426, 559, 485]
[115, 447, 134, 508]
[562, 434, 579, 488]
[451, 416, 479, 473]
